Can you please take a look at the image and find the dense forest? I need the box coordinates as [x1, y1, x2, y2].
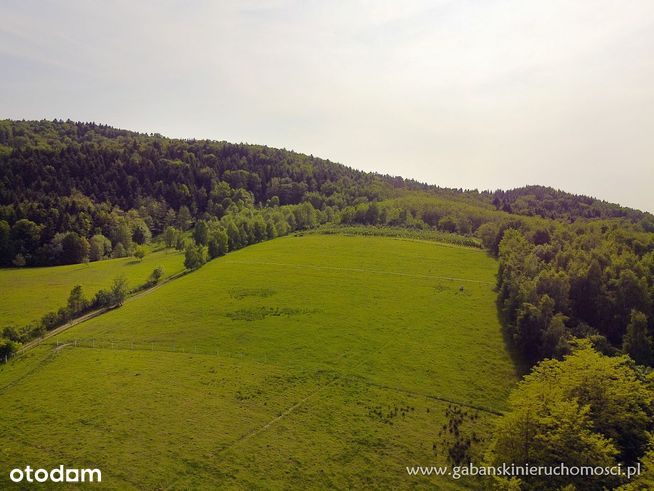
[2, 118, 654, 372]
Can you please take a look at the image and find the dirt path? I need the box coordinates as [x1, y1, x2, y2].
[15, 270, 187, 356]
[16, 309, 109, 354]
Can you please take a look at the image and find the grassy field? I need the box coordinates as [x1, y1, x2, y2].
[0, 234, 517, 489]
[0, 248, 185, 327]
[310, 224, 482, 248]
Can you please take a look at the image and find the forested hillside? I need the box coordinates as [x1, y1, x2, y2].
[0, 119, 385, 267]
[3, 119, 651, 268]
[1, 119, 654, 373]
[492, 185, 653, 223]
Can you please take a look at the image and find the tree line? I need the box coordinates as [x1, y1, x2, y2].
[3, 120, 651, 268]
[0, 196, 326, 358]
[0, 119, 388, 267]
[491, 219, 654, 367]
[1, 274, 133, 359]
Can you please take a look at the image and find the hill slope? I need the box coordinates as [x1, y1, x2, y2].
[0, 248, 184, 327]
[3, 119, 650, 269]
[0, 234, 516, 489]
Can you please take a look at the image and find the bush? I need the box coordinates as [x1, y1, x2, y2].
[148, 266, 164, 286]
[0, 338, 20, 361]
[12, 253, 26, 267]
[208, 229, 229, 258]
[164, 226, 178, 248]
[27, 323, 46, 339]
[438, 215, 458, 233]
[61, 232, 90, 264]
[113, 242, 127, 258]
[93, 288, 113, 308]
[67, 285, 88, 315]
[89, 234, 112, 261]
[2, 326, 22, 342]
[134, 246, 146, 261]
[41, 311, 61, 331]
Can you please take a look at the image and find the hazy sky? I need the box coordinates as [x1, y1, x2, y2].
[1, 1, 653, 212]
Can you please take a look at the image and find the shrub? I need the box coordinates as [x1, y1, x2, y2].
[134, 246, 146, 261]
[148, 266, 164, 285]
[0, 338, 20, 361]
[113, 242, 127, 258]
[93, 289, 113, 308]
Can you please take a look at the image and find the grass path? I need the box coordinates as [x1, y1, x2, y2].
[15, 309, 109, 355]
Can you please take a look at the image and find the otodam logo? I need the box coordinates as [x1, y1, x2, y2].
[10, 465, 102, 483]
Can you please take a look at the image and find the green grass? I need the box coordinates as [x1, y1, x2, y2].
[311, 224, 482, 248]
[0, 234, 516, 489]
[0, 248, 185, 327]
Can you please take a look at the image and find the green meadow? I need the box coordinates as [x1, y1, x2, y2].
[0, 234, 517, 489]
[0, 248, 185, 327]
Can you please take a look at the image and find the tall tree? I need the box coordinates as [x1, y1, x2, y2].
[110, 276, 129, 307]
[61, 232, 90, 264]
[622, 310, 653, 366]
[193, 220, 209, 246]
[163, 226, 178, 249]
[67, 285, 87, 314]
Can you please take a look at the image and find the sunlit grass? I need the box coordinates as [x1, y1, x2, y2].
[0, 235, 516, 489]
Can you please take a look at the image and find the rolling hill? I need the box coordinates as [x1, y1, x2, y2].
[2, 119, 653, 489]
[0, 234, 516, 489]
[0, 247, 184, 327]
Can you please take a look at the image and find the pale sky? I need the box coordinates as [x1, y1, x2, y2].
[1, 0, 653, 212]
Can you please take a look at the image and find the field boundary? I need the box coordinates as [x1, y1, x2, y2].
[12, 270, 189, 358]
[15, 309, 109, 355]
[0, 345, 61, 393]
